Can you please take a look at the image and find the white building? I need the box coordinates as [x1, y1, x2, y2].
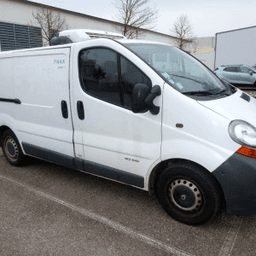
[190, 37, 215, 54]
[0, 0, 216, 71]
[0, 0, 177, 51]
[193, 51, 215, 70]
[189, 37, 215, 70]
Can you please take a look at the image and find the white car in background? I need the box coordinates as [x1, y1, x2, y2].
[215, 64, 256, 87]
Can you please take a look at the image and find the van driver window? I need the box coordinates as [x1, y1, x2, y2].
[79, 48, 121, 107]
[79, 48, 151, 110]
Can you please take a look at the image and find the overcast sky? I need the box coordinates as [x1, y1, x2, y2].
[31, 0, 256, 37]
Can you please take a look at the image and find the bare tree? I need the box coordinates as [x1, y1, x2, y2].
[191, 39, 199, 54]
[113, 0, 158, 39]
[30, 7, 68, 46]
[171, 14, 195, 50]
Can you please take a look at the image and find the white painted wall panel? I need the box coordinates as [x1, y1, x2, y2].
[215, 27, 256, 68]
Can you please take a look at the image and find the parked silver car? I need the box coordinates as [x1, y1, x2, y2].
[214, 65, 256, 87]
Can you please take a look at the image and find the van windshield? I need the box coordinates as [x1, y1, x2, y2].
[124, 43, 230, 97]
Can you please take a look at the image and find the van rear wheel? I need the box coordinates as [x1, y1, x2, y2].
[1, 130, 25, 166]
[156, 162, 222, 225]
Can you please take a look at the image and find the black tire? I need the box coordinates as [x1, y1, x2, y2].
[156, 162, 222, 225]
[1, 130, 25, 166]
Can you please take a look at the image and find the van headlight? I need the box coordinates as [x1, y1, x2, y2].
[229, 120, 256, 148]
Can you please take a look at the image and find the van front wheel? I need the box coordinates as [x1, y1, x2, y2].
[1, 130, 25, 166]
[156, 163, 222, 225]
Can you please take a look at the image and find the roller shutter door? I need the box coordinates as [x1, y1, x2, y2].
[0, 21, 42, 51]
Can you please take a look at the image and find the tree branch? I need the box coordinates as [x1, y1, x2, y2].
[171, 14, 195, 50]
[113, 0, 158, 38]
[29, 6, 68, 46]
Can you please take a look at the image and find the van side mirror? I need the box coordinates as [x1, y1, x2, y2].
[132, 84, 161, 115]
[132, 83, 150, 113]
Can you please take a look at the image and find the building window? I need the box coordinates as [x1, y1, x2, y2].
[0, 21, 42, 51]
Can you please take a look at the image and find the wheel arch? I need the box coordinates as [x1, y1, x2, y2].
[148, 158, 225, 209]
[0, 126, 25, 154]
[0, 125, 12, 145]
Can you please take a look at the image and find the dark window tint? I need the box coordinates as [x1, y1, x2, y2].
[79, 48, 152, 110]
[79, 48, 121, 106]
[120, 56, 152, 109]
[240, 66, 251, 73]
[223, 67, 239, 72]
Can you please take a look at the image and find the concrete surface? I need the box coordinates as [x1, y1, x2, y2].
[242, 89, 256, 98]
[0, 148, 256, 256]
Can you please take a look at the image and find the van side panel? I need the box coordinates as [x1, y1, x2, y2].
[0, 56, 22, 136]
[1, 48, 74, 158]
[0, 57, 14, 100]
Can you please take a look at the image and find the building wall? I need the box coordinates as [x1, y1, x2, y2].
[0, 20, 42, 51]
[193, 51, 215, 70]
[0, 0, 176, 47]
[0, 0, 215, 51]
[189, 37, 215, 54]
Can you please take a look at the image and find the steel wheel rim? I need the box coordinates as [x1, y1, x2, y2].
[168, 178, 203, 212]
[4, 136, 19, 161]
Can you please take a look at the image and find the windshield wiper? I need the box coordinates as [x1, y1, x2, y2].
[166, 73, 212, 87]
[168, 74, 203, 84]
[183, 89, 220, 96]
[217, 89, 230, 95]
[164, 72, 229, 96]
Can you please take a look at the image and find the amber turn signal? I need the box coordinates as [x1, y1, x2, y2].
[236, 146, 256, 158]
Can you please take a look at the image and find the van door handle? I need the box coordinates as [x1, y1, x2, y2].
[61, 100, 68, 119]
[77, 101, 85, 120]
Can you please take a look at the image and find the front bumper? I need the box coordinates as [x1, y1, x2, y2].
[213, 153, 256, 215]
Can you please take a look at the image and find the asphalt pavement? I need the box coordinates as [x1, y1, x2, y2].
[241, 89, 256, 98]
[1, 148, 256, 256]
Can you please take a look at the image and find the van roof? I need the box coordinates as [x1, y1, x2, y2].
[0, 37, 172, 56]
[118, 39, 173, 46]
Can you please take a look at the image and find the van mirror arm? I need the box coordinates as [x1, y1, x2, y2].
[144, 85, 161, 115]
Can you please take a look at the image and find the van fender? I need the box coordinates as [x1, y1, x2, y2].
[161, 138, 238, 173]
[146, 139, 239, 194]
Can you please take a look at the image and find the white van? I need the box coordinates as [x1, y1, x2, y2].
[1, 29, 256, 225]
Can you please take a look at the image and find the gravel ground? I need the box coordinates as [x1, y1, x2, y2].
[246, 91, 256, 98]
